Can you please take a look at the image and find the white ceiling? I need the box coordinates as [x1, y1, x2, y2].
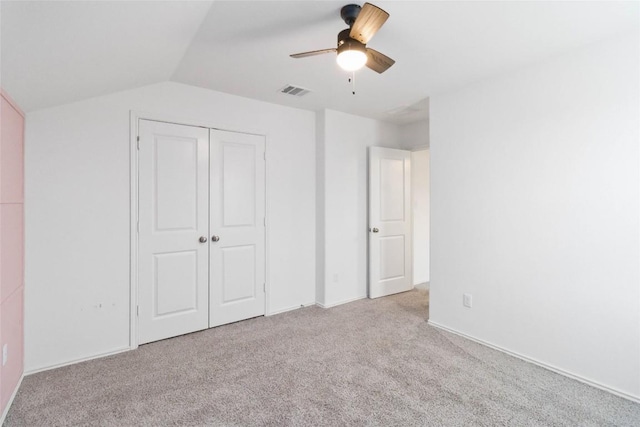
[2, 1, 638, 124]
[0, 1, 213, 112]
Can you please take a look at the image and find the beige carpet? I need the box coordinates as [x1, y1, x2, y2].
[5, 290, 640, 426]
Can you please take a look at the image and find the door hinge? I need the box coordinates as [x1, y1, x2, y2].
[263, 217, 266, 227]
[136, 136, 140, 150]
[263, 152, 266, 160]
[136, 306, 139, 317]
[263, 283, 266, 293]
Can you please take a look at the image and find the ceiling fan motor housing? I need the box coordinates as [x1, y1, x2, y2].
[340, 4, 362, 26]
[337, 28, 366, 55]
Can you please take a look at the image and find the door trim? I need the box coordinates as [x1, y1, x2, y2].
[129, 110, 269, 349]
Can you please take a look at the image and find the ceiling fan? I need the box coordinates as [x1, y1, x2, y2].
[290, 2, 395, 74]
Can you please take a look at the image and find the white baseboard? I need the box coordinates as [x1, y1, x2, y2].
[25, 346, 131, 376]
[267, 301, 315, 316]
[317, 295, 366, 309]
[0, 373, 24, 425]
[427, 320, 640, 404]
[414, 282, 430, 290]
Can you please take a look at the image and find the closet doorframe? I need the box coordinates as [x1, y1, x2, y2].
[129, 111, 269, 349]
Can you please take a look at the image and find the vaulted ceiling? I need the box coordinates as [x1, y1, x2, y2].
[2, 1, 638, 124]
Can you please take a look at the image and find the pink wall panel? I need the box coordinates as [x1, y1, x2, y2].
[0, 96, 25, 204]
[0, 289, 24, 411]
[0, 204, 24, 302]
[0, 91, 24, 418]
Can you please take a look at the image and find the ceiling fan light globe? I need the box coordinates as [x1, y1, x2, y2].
[336, 50, 367, 71]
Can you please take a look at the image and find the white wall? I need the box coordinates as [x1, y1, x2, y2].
[24, 82, 316, 372]
[429, 33, 640, 399]
[399, 120, 429, 150]
[315, 110, 326, 305]
[316, 109, 401, 307]
[411, 149, 430, 285]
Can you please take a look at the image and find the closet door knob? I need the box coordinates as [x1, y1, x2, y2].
[211, 235, 220, 242]
[199, 236, 208, 243]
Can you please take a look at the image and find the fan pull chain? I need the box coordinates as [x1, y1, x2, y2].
[349, 71, 356, 95]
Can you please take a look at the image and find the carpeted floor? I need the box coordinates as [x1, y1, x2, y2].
[5, 290, 640, 426]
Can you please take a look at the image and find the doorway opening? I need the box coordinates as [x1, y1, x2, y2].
[411, 147, 430, 317]
[367, 104, 430, 317]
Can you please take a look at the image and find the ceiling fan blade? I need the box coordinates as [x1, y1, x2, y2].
[349, 3, 389, 44]
[290, 48, 336, 58]
[366, 48, 395, 73]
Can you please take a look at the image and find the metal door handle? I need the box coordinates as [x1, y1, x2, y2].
[211, 235, 220, 242]
[199, 236, 208, 243]
[371, 228, 379, 233]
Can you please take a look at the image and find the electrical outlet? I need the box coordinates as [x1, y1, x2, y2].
[463, 293, 473, 308]
[2, 344, 7, 366]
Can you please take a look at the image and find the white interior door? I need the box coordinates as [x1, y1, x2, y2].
[138, 120, 210, 344]
[209, 130, 266, 327]
[369, 147, 412, 298]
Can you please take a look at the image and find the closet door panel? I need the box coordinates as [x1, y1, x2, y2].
[209, 130, 265, 327]
[137, 120, 210, 345]
[222, 143, 256, 227]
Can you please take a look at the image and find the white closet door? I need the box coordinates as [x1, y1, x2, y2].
[138, 120, 210, 344]
[369, 147, 412, 298]
[209, 130, 266, 327]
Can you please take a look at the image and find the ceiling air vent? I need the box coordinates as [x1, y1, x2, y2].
[279, 84, 311, 97]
